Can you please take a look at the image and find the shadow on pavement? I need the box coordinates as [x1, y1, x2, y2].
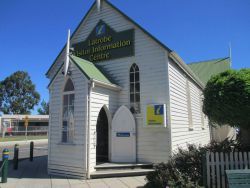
[6, 156, 51, 179]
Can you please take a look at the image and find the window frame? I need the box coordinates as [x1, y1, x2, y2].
[186, 79, 194, 131]
[200, 91, 205, 130]
[61, 78, 75, 144]
[129, 63, 140, 114]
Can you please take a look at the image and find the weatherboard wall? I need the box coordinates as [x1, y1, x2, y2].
[91, 2, 171, 163]
[89, 86, 118, 172]
[46, 0, 214, 179]
[168, 59, 210, 151]
[48, 62, 88, 178]
[48, 1, 172, 165]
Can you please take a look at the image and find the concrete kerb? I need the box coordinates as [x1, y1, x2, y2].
[0, 139, 48, 147]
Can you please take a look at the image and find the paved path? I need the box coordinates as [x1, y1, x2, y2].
[0, 156, 147, 188]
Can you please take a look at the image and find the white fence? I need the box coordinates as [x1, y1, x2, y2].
[206, 151, 250, 188]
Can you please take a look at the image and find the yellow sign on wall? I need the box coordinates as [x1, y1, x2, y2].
[146, 104, 166, 127]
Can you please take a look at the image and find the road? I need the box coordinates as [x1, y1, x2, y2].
[0, 139, 48, 161]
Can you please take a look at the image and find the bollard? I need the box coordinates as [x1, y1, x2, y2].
[30, 141, 34, 161]
[13, 144, 19, 170]
[2, 148, 9, 183]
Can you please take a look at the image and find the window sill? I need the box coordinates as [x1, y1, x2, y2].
[57, 142, 76, 146]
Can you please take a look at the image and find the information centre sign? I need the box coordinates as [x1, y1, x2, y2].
[146, 104, 167, 127]
[73, 20, 135, 62]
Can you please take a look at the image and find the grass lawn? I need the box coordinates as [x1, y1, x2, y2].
[0, 135, 48, 142]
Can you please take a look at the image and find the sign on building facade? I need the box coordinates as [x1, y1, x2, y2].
[146, 104, 167, 127]
[73, 20, 135, 62]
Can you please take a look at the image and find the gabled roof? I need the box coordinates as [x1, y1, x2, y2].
[45, 0, 172, 77]
[70, 55, 113, 85]
[47, 55, 120, 90]
[169, 52, 205, 88]
[188, 57, 231, 84]
[45, 0, 208, 89]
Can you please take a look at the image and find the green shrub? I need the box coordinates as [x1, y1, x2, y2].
[173, 144, 204, 185]
[145, 138, 247, 188]
[145, 162, 199, 188]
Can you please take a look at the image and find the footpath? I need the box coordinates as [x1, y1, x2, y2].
[0, 156, 146, 188]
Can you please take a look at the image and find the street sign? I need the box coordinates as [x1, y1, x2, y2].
[24, 116, 29, 140]
[24, 116, 29, 127]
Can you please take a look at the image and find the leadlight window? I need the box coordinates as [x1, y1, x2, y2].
[62, 78, 75, 143]
[130, 64, 140, 113]
[64, 78, 74, 92]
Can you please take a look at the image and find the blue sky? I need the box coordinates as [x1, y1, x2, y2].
[0, 0, 249, 114]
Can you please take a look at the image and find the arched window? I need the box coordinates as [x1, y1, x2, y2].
[129, 64, 140, 113]
[62, 78, 75, 143]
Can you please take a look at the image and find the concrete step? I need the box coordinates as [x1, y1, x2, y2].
[90, 168, 154, 179]
[95, 163, 153, 171]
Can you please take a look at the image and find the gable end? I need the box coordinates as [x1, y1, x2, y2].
[45, 0, 172, 77]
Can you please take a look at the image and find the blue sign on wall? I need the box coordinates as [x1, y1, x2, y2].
[154, 105, 164, 115]
[116, 132, 130, 137]
[96, 24, 106, 36]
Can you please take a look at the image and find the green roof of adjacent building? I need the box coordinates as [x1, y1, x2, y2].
[70, 55, 113, 85]
[188, 57, 231, 84]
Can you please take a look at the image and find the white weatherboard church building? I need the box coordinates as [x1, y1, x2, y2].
[46, 0, 211, 179]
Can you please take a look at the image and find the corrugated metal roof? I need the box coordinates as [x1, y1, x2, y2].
[188, 57, 231, 84]
[70, 55, 113, 85]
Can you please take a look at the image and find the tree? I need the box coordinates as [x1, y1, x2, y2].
[37, 99, 49, 115]
[203, 69, 250, 128]
[203, 69, 250, 145]
[0, 71, 40, 114]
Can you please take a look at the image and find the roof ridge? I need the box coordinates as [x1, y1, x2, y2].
[189, 57, 229, 65]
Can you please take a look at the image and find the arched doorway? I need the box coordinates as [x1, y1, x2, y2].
[96, 107, 109, 163]
[111, 105, 136, 163]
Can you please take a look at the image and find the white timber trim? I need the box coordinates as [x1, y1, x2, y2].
[169, 52, 205, 89]
[91, 79, 122, 91]
[86, 80, 95, 179]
